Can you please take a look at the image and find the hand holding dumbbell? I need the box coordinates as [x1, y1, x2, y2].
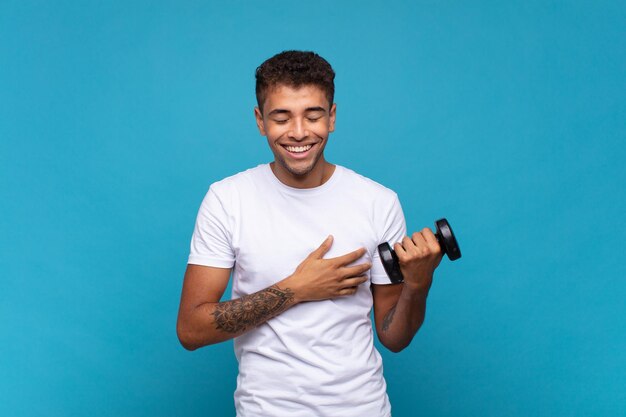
[377, 218, 461, 284]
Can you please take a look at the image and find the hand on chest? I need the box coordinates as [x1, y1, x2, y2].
[232, 196, 378, 290]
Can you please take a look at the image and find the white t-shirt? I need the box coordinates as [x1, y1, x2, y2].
[189, 164, 406, 417]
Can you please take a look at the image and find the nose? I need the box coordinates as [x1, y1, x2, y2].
[288, 119, 308, 141]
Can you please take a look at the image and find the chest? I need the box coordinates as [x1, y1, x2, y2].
[230, 190, 378, 294]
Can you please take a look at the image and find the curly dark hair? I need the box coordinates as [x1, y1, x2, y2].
[255, 50, 335, 112]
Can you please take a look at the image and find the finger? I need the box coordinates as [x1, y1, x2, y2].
[341, 275, 369, 288]
[393, 242, 407, 258]
[309, 235, 333, 259]
[338, 286, 359, 296]
[411, 231, 427, 247]
[341, 262, 371, 278]
[420, 228, 441, 254]
[402, 236, 418, 255]
[331, 247, 367, 266]
[409, 232, 429, 256]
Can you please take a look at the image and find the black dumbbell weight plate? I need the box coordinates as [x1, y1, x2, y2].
[377, 242, 404, 284]
[435, 218, 461, 261]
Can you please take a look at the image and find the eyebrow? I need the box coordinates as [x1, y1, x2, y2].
[268, 109, 290, 116]
[267, 107, 327, 116]
[304, 106, 327, 113]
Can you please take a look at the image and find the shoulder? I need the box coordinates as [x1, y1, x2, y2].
[208, 164, 268, 196]
[198, 165, 269, 212]
[337, 165, 399, 201]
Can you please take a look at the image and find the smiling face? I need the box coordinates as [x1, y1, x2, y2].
[255, 84, 336, 188]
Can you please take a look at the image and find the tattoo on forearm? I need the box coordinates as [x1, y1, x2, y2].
[382, 305, 397, 332]
[213, 285, 295, 333]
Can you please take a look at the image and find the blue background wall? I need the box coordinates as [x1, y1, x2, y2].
[1, 1, 624, 416]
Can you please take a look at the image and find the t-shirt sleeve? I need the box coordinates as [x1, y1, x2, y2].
[370, 193, 407, 285]
[187, 186, 236, 268]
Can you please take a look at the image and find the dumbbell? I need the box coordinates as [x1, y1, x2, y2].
[377, 218, 461, 283]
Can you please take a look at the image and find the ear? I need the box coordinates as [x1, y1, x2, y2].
[254, 107, 266, 136]
[328, 103, 337, 133]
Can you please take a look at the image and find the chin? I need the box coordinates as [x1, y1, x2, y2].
[274, 154, 316, 177]
[284, 162, 316, 177]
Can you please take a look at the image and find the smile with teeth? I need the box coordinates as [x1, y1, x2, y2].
[283, 144, 313, 153]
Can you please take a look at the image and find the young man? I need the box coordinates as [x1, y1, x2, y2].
[177, 51, 443, 417]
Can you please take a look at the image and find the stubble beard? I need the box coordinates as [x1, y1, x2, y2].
[274, 146, 325, 178]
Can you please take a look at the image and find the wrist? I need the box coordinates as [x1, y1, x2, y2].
[278, 275, 304, 304]
[401, 281, 430, 300]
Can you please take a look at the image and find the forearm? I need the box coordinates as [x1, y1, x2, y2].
[379, 284, 429, 352]
[177, 281, 296, 350]
[178, 239, 371, 351]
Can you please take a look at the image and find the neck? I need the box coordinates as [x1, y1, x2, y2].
[270, 159, 335, 189]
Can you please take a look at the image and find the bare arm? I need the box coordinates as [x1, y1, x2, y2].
[372, 283, 430, 352]
[372, 228, 443, 352]
[176, 236, 371, 351]
[176, 265, 298, 350]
